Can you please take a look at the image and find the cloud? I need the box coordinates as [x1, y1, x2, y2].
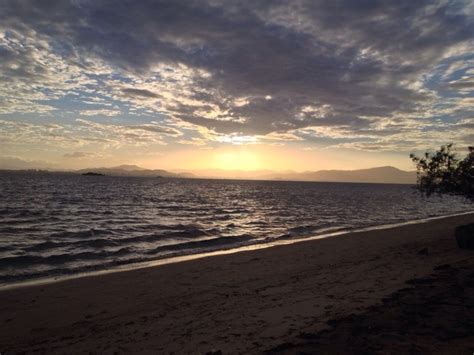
[0, 0, 473, 150]
[63, 151, 96, 159]
[71, 118, 186, 149]
[126, 124, 181, 136]
[122, 88, 161, 98]
[0, 118, 180, 150]
[448, 77, 474, 90]
[79, 109, 121, 117]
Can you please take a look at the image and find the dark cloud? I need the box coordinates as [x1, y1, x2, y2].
[1, 0, 473, 139]
[126, 125, 180, 135]
[122, 88, 161, 98]
[449, 80, 474, 89]
[463, 133, 474, 143]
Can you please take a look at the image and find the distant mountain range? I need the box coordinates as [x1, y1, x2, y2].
[1, 164, 416, 184]
[260, 166, 416, 184]
[76, 165, 194, 178]
[174, 166, 417, 184]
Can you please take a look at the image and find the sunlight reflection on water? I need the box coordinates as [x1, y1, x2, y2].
[0, 172, 471, 284]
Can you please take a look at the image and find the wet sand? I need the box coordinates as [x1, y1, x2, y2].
[0, 213, 473, 354]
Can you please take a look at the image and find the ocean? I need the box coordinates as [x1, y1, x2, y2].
[0, 171, 472, 285]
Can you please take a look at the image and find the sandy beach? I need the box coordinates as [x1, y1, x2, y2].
[1, 213, 473, 354]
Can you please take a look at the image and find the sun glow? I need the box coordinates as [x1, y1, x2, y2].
[133, 144, 413, 174]
[213, 150, 262, 170]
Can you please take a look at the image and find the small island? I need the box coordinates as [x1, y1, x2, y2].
[81, 172, 105, 176]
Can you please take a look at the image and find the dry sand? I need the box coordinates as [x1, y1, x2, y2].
[0, 213, 473, 354]
[269, 258, 474, 354]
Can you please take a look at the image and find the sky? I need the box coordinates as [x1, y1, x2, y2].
[0, 0, 473, 173]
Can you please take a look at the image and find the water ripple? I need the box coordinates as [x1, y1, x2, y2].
[0, 172, 471, 284]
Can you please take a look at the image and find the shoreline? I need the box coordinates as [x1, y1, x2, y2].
[1, 212, 473, 353]
[2, 210, 473, 291]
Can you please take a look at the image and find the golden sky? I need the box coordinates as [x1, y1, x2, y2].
[1, 1, 472, 173]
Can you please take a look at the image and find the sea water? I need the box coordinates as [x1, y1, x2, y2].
[0, 171, 471, 285]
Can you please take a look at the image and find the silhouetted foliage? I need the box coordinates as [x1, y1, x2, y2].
[410, 144, 473, 200]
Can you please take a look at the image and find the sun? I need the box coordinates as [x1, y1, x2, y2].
[213, 150, 262, 171]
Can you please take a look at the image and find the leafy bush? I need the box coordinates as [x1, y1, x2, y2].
[410, 144, 473, 200]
